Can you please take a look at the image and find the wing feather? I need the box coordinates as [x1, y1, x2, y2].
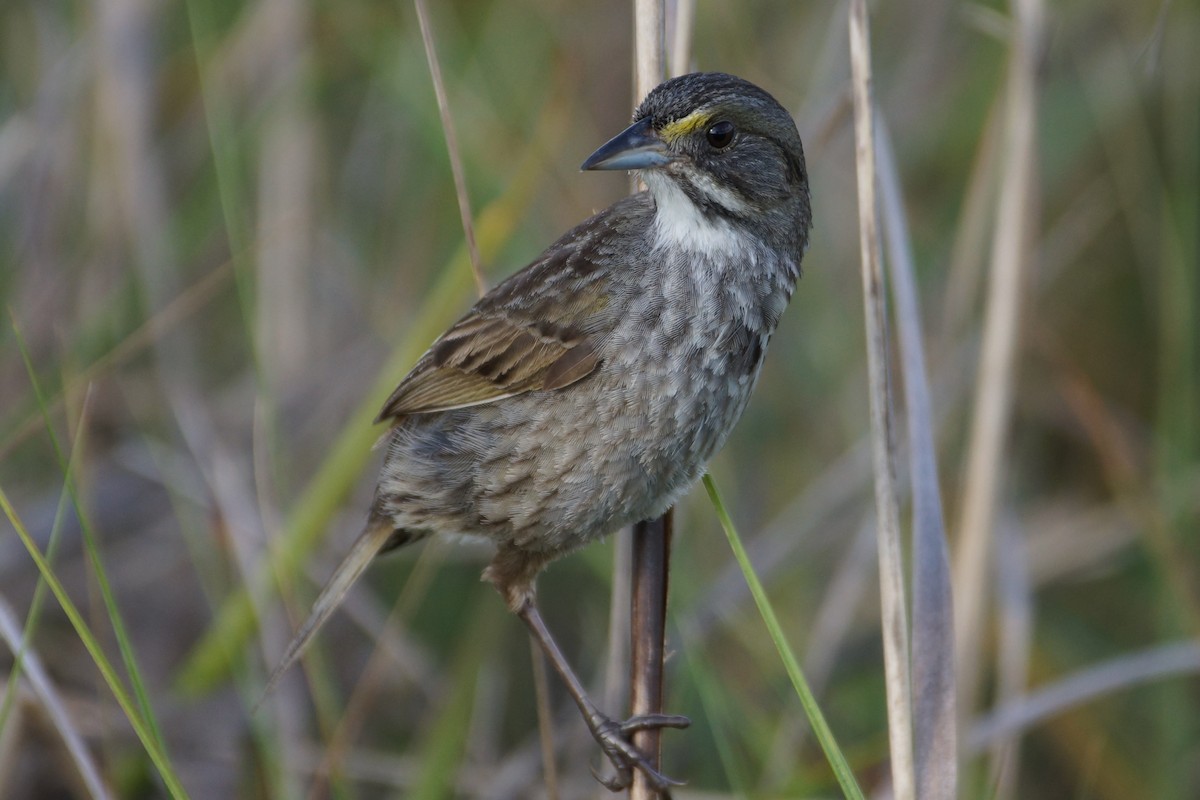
[378, 284, 609, 423]
[378, 318, 599, 418]
[373, 193, 654, 422]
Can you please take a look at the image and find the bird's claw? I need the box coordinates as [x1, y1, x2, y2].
[588, 713, 690, 793]
[589, 762, 630, 792]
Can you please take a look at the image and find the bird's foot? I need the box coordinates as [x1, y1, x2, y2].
[587, 712, 690, 794]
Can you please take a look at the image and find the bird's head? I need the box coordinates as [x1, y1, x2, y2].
[582, 72, 810, 248]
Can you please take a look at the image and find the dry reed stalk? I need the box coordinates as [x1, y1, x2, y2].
[668, 0, 695, 78]
[183, 15, 311, 769]
[953, 0, 1043, 723]
[940, 94, 1003, 346]
[634, 0, 667, 102]
[847, 1, 915, 797]
[876, 115, 957, 800]
[254, 2, 317, 392]
[97, 0, 298, 792]
[247, 5, 321, 788]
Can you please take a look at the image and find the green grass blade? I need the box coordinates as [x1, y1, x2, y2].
[0, 489, 191, 799]
[11, 314, 170, 754]
[0, 466, 73, 739]
[703, 474, 866, 800]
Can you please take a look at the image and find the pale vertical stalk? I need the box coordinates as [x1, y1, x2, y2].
[939, 95, 1002, 345]
[99, 0, 216, 454]
[0, 595, 114, 800]
[953, 0, 1042, 723]
[77, 7, 280, 770]
[630, 4, 669, 799]
[252, 11, 316, 784]
[414, 0, 486, 296]
[847, 2, 915, 799]
[668, 0, 695, 78]
[877, 114, 957, 800]
[94, 0, 261, 785]
[255, 0, 316, 391]
[634, 0, 666, 102]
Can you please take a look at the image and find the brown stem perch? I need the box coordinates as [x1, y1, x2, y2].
[630, 511, 673, 800]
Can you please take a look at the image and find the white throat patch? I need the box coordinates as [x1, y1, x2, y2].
[643, 172, 754, 260]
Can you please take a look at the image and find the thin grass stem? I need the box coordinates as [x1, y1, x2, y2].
[414, 0, 486, 297]
[0, 492, 190, 799]
[704, 475, 866, 800]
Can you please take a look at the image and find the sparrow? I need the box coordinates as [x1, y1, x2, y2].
[266, 71, 811, 792]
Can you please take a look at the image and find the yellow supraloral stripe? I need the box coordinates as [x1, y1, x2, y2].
[660, 110, 710, 142]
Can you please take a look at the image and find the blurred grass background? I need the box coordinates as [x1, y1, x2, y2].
[0, 0, 1196, 798]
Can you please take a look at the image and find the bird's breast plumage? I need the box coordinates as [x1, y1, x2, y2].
[595, 204, 795, 507]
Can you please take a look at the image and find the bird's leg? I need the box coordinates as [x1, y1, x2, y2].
[485, 546, 688, 791]
[516, 597, 689, 793]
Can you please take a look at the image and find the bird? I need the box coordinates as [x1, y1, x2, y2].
[265, 71, 811, 792]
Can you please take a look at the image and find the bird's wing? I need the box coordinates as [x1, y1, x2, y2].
[376, 310, 603, 419]
[376, 231, 617, 422]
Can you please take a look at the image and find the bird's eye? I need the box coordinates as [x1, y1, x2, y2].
[706, 120, 735, 149]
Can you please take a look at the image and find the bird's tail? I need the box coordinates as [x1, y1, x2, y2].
[258, 515, 397, 704]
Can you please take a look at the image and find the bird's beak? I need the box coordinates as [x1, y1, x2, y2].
[581, 117, 676, 171]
